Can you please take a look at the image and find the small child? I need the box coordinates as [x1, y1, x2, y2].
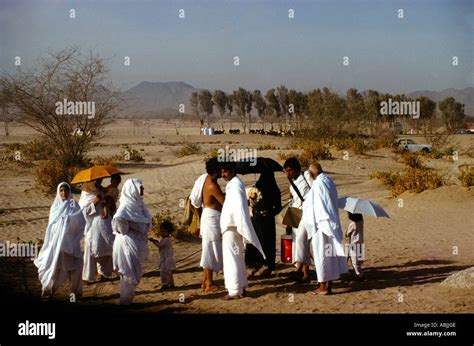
[102, 174, 121, 219]
[346, 212, 365, 281]
[149, 221, 176, 289]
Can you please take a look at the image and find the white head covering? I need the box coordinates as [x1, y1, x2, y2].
[114, 179, 151, 224]
[78, 181, 98, 210]
[49, 182, 80, 222]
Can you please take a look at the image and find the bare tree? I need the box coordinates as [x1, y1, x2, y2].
[0, 47, 122, 166]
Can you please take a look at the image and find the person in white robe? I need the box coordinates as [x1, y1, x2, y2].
[112, 179, 151, 305]
[220, 162, 265, 299]
[346, 212, 365, 280]
[302, 162, 348, 295]
[191, 158, 225, 292]
[79, 180, 115, 282]
[34, 182, 85, 300]
[283, 158, 312, 282]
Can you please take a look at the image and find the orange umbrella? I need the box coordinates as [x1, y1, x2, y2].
[70, 165, 123, 184]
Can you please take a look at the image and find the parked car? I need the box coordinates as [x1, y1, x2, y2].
[395, 138, 432, 153]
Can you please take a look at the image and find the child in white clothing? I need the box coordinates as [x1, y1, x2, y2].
[149, 221, 176, 289]
[346, 212, 365, 281]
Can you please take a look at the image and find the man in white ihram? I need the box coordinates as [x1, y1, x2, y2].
[220, 161, 266, 300]
[302, 161, 348, 295]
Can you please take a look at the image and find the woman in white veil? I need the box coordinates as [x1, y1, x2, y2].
[112, 178, 151, 305]
[34, 182, 85, 300]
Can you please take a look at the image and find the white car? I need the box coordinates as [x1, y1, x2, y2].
[395, 138, 432, 153]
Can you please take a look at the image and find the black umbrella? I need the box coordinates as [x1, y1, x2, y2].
[235, 157, 283, 175]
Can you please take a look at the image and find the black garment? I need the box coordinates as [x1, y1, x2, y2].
[245, 172, 282, 271]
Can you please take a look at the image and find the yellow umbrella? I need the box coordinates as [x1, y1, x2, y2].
[70, 165, 123, 184]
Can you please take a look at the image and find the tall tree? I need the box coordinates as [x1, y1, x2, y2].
[416, 96, 437, 133]
[363, 90, 380, 134]
[189, 91, 202, 128]
[265, 88, 281, 129]
[245, 90, 253, 131]
[277, 85, 289, 130]
[346, 88, 365, 133]
[253, 89, 266, 130]
[198, 89, 213, 127]
[439, 97, 466, 133]
[233, 87, 249, 133]
[213, 90, 228, 130]
[226, 93, 234, 129]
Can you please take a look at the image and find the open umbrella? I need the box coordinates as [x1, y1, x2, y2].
[338, 197, 389, 218]
[70, 165, 123, 184]
[235, 157, 283, 175]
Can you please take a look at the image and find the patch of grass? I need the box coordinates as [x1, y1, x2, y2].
[257, 143, 277, 150]
[121, 147, 145, 162]
[175, 142, 201, 157]
[370, 166, 443, 197]
[92, 154, 123, 166]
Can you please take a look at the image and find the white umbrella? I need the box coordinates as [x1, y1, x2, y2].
[338, 197, 390, 218]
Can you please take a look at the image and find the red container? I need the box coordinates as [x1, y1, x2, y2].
[281, 234, 293, 263]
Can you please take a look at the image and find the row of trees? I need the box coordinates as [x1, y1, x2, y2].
[189, 86, 467, 135]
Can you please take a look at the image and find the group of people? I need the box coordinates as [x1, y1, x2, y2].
[34, 156, 365, 305]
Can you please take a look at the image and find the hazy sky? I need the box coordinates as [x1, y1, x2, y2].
[1, 0, 473, 93]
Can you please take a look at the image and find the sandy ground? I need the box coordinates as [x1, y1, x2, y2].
[0, 120, 473, 313]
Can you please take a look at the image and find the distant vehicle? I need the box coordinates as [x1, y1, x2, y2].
[395, 138, 432, 153]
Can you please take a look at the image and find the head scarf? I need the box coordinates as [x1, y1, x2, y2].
[78, 181, 98, 210]
[114, 179, 151, 224]
[49, 182, 80, 223]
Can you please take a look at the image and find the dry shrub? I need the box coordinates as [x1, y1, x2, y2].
[151, 209, 188, 240]
[203, 147, 219, 161]
[370, 167, 443, 197]
[92, 154, 123, 166]
[36, 160, 79, 194]
[121, 147, 145, 162]
[175, 142, 201, 157]
[458, 166, 474, 187]
[292, 140, 333, 160]
[2, 139, 55, 166]
[258, 143, 277, 150]
[399, 152, 424, 169]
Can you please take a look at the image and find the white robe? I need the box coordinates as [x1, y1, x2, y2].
[200, 207, 223, 272]
[190, 173, 208, 208]
[347, 220, 364, 276]
[112, 179, 151, 305]
[220, 176, 265, 295]
[303, 173, 348, 282]
[290, 172, 311, 265]
[80, 190, 115, 281]
[34, 183, 85, 297]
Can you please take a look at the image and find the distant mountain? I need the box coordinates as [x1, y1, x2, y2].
[408, 87, 474, 116]
[120, 81, 198, 117]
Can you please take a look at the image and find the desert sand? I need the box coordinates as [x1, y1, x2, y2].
[1, 119, 473, 313]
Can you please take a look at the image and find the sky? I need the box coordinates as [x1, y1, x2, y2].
[0, 0, 473, 94]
